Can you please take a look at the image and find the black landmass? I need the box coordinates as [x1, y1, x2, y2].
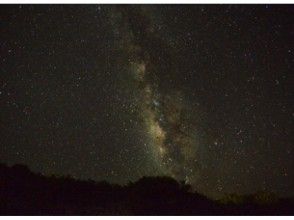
[0, 163, 293, 215]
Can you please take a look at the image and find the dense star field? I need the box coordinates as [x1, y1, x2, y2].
[0, 5, 293, 199]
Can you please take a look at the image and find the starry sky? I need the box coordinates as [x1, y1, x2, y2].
[0, 5, 293, 199]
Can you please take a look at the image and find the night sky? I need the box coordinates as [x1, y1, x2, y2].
[0, 5, 293, 199]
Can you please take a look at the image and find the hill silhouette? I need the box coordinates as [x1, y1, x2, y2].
[0, 163, 293, 215]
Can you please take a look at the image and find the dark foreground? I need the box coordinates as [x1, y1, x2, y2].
[0, 163, 293, 215]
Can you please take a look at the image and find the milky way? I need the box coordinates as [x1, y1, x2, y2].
[1, 5, 293, 199]
[110, 6, 203, 184]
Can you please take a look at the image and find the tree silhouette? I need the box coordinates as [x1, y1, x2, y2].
[0, 163, 293, 215]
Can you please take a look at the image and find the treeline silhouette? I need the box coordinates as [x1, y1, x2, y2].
[0, 163, 293, 215]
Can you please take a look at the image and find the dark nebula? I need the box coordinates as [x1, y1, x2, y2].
[0, 5, 293, 199]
